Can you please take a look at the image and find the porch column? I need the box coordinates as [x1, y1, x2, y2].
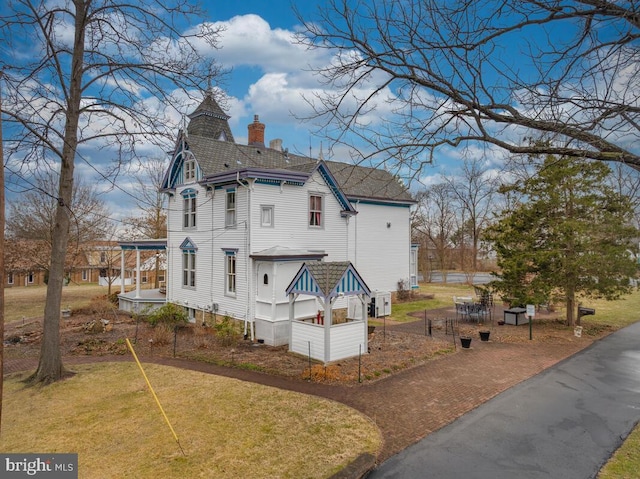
[323, 297, 333, 364]
[288, 293, 297, 351]
[361, 294, 368, 349]
[120, 249, 125, 294]
[135, 248, 141, 299]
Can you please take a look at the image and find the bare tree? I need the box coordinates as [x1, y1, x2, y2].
[0, 0, 223, 384]
[443, 158, 498, 274]
[122, 158, 167, 239]
[7, 171, 110, 257]
[608, 163, 640, 229]
[413, 184, 457, 283]
[297, 1, 640, 175]
[0, 71, 5, 433]
[122, 158, 167, 288]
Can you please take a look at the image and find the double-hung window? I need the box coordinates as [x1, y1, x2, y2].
[182, 250, 196, 288]
[180, 237, 197, 288]
[226, 189, 236, 227]
[184, 158, 195, 182]
[224, 249, 237, 296]
[309, 194, 323, 227]
[182, 189, 197, 229]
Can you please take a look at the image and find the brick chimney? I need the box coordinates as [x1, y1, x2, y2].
[247, 115, 265, 146]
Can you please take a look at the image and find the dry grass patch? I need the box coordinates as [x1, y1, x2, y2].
[0, 363, 381, 478]
[4, 284, 109, 323]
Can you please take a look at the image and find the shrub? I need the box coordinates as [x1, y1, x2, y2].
[150, 324, 173, 345]
[213, 315, 241, 346]
[396, 279, 412, 301]
[146, 303, 189, 328]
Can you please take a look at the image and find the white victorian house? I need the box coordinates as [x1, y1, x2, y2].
[160, 93, 417, 360]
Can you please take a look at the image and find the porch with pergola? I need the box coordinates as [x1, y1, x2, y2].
[286, 261, 371, 364]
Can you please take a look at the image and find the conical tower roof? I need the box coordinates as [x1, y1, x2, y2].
[187, 92, 235, 142]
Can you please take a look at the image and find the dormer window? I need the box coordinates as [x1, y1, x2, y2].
[184, 158, 195, 182]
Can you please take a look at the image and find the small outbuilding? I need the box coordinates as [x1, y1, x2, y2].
[286, 261, 371, 363]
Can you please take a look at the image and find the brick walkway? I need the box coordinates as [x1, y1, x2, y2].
[4, 331, 589, 468]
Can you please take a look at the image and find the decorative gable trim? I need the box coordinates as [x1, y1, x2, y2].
[286, 261, 371, 300]
[313, 161, 356, 214]
[180, 237, 197, 251]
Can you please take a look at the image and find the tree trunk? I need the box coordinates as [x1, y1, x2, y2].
[0, 72, 6, 432]
[566, 292, 576, 327]
[29, 1, 85, 384]
[29, 165, 74, 384]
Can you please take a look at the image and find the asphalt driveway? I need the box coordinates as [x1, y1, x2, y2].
[369, 321, 640, 479]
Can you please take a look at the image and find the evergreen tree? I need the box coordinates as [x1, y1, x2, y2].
[485, 156, 638, 325]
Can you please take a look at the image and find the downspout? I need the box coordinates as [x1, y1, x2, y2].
[209, 187, 215, 311]
[354, 200, 360, 267]
[345, 215, 350, 261]
[237, 175, 255, 341]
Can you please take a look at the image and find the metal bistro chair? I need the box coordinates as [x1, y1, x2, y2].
[453, 296, 473, 321]
[467, 302, 490, 324]
[454, 301, 469, 322]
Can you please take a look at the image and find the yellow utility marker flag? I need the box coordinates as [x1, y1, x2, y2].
[125, 338, 185, 456]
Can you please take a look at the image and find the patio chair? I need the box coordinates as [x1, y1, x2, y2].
[454, 301, 469, 321]
[467, 303, 490, 323]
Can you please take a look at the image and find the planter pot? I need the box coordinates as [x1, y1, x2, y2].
[497, 320, 505, 326]
[460, 336, 472, 349]
[479, 330, 491, 342]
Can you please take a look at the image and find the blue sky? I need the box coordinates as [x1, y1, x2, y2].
[0, 1, 553, 224]
[5, 0, 417, 222]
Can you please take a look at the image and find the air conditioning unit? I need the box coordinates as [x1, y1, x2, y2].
[369, 291, 391, 317]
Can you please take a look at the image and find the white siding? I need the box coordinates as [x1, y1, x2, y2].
[348, 202, 412, 292]
[290, 321, 325, 359]
[329, 322, 367, 362]
[250, 173, 350, 260]
[290, 320, 367, 362]
[165, 160, 412, 347]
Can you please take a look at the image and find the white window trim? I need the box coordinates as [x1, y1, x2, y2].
[224, 250, 237, 297]
[260, 205, 274, 227]
[183, 192, 197, 230]
[7, 272, 13, 285]
[226, 189, 237, 228]
[182, 250, 196, 289]
[184, 158, 196, 182]
[309, 193, 324, 228]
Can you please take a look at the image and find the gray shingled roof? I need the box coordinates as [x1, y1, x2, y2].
[182, 95, 414, 204]
[305, 261, 352, 297]
[187, 93, 235, 142]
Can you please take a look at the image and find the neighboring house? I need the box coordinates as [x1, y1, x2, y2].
[161, 93, 417, 347]
[3, 239, 165, 289]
